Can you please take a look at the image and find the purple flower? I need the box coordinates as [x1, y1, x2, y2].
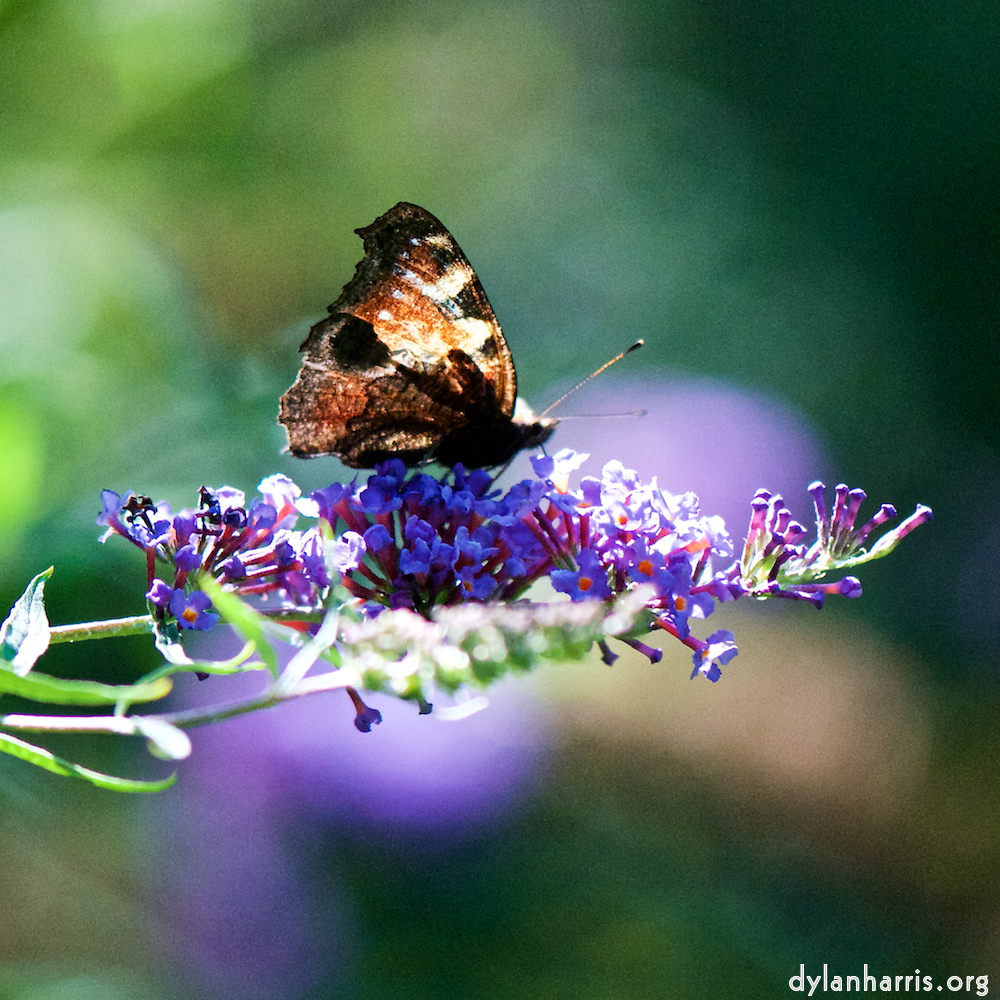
[329, 532, 366, 574]
[690, 629, 738, 682]
[301, 481, 356, 528]
[98, 490, 172, 549]
[455, 564, 500, 600]
[404, 516, 437, 545]
[363, 524, 393, 551]
[399, 537, 432, 576]
[169, 589, 220, 631]
[551, 547, 612, 601]
[174, 544, 203, 573]
[346, 687, 382, 733]
[100, 481, 334, 636]
[221, 555, 245, 581]
[256, 474, 302, 530]
[146, 579, 175, 608]
[737, 482, 933, 605]
[531, 448, 590, 489]
[358, 460, 407, 514]
[306, 462, 546, 616]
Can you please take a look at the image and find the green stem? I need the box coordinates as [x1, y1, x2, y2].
[151, 670, 355, 728]
[48, 616, 155, 643]
[1, 668, 356, 735]
[0, 713, 137, 735]
[47, 608, 325, 646]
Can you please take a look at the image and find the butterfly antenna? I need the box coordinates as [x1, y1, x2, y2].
[555, 409, 647, 420]
[539, 340, 644, 418]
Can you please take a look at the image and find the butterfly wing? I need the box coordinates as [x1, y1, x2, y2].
[279, 203, 522, 467]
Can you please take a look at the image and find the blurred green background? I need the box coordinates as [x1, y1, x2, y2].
[1, 0, 998, 997]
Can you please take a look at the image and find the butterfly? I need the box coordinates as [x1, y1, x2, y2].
[278, 202, 556, 469]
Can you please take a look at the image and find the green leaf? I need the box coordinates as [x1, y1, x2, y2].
[0, 668, 172, 706]
[200, 575, 279, 678]
[138, 636, 260, 685]
[0, 567, 53, 675]
[0, 732, 176, 792]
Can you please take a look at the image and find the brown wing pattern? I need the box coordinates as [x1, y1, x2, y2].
[341, 203, 517, 415]
[278, 203, 554, 468]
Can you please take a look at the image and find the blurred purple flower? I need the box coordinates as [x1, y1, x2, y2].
[169, 652, 554, 841]
[547, 373, 830, 535]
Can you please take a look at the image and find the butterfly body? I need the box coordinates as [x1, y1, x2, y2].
[279, 202, 555, 469]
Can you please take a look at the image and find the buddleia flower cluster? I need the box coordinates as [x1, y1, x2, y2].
[97, 478, 327, 634]
[0, 450, 932, 789]
[95, 450, 932, 692]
